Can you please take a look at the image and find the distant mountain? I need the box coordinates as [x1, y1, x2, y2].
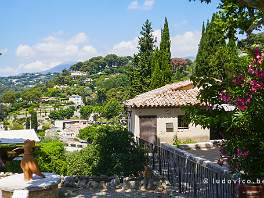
[184, 56, 195, 61]
[42, 62, 74, 73]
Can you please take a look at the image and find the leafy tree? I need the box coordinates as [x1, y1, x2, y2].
[96, 88, 107, 104]
[1, 90, 16, 104]
[78, 125, 99, 143]
[102, 99, 122, 119]
[80, 105, 93, 119]
[49, 107, 74, 120]
[130, 19, 155, 97]
[21, 88, 42, 103]
[30, 111, 38, 131]
[238, 32, 264, 51]
[193, 0, 264, 37]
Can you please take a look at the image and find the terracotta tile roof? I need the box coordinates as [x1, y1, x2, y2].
[125, 80, 200, 108]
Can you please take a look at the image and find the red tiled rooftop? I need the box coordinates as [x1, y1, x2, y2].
[125, 80, 200, 108]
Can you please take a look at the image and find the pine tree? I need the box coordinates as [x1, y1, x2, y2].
[129, 20, 155, 97]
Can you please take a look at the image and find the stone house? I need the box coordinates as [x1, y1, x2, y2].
[69, 95, 84, 107]
[124, 81, 210, 144]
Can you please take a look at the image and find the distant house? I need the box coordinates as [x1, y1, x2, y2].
[54, 119, 90, 140]
[69, 95, 84, 107]
[54, 119, 90, 131]
[171, 58, 190, 72]
[0, 129, 40, 144]
[70, 71, 87, 78]
[124, 81, 210, 144]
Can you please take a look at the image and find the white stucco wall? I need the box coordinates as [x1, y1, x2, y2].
[128, 107, 210, 144]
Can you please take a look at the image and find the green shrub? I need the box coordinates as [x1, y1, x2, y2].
[66, 145, 99, 176]
[80, 105, 93, 119]
[75, 125, 146, 176]
[49, 107, 74, 120]
[4, 160, 22, 173]
[173, 138, 196, 146]
[92, 125, 145, 176]
[34, 140, 67, 175]
[78, 125, 98, 143]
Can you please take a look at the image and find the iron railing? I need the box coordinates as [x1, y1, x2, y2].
[136, 137, 236, 198]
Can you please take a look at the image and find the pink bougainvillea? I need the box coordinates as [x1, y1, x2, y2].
[236, 148, 249, 159]
[248, 64, 255, 75]
[232, 74, 245, 86]
[235, 97, 248, 111]
[218, 91, 231, 103]
[250, 80, 264, 93]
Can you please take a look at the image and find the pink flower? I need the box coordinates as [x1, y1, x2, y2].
[256, 48, 261, 59]
[218, 91, 231, 103]
[236, 97, 250, 111]
[236, 148, 249, 158]
[250, 80, 263, 93]
[232, 75, 244, 86]
[256, 70, 264, 78]
[248, 64, 255, 75]
[255, 48, 263, 64]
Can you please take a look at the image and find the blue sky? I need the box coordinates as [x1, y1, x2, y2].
[0, 0, 219, 76]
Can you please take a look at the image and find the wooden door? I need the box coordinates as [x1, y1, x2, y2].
[139, 116, 157, 144]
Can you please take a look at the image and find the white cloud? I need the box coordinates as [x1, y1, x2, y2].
[110, 30, 201, 57]
[0, 66, 16, 77]
[68, 32, 87, 45]
[171, 31, 201, 57]
[16, 45, 34, 58]
[18, 60, 62, 73]
[128, 0, 155, 10]
[14, 32, 98, 74]
[111, 38, 138, 56]
[128, 0, 140, 10]
[0, 48, 8, 55]
[144, 0, 155, 8]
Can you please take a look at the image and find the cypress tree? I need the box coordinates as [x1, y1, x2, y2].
[192, 13, 240, 103]
[150, 49, 163, 89]
[150, 17, 172, 89]
[130, 19, 155, 97]
[193, 14, 227, 83]
[30, 111, 38, 132]
[26, 117, 30, 129]
[160, 17, 172, 85]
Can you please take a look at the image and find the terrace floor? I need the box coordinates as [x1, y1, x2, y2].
[187, 148, 220, 163]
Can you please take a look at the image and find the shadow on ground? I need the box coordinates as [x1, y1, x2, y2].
[59, 187, 179, 198]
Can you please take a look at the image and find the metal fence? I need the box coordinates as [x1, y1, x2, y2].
[136, 137, 236, 198]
